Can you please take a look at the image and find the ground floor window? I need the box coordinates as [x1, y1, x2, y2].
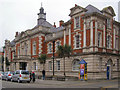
[33, 62, 36, 70]
[72, 59, 80, 71]
[49, 61, 52, 71]
[56, 61, 60, 70]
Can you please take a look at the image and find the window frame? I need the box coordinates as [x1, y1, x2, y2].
[74, 16, 80, 29]
[56, 60, 60, 71]
[72, 59, 80, 71]
[33, 41, 37, 55]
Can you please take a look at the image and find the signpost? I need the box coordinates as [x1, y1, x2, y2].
[79, 59, 87, 81]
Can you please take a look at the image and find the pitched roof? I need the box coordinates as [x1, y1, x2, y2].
[85, 4, 102, 14]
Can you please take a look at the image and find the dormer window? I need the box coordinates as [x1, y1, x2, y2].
[74, 16, 80, 29]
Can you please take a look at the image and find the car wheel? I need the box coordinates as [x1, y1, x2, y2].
[11, 78, 13, 82]
[6, 78, 8, 81]
[27, 81, 30, 83]
[18, 79, 21, 83]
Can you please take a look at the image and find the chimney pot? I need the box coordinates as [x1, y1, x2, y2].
[15, 32, 18, 37]
[59, 20, 64, 27]
[53, 22, 56, 27]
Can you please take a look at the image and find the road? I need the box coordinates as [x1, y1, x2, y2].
[1, 79, 120, 89]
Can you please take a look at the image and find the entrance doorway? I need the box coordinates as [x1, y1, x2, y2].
[19, 62, 27, 70]
[107, 59, 113, 80]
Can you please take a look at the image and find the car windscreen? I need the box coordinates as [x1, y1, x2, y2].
[10, 72, 14, 74]
[21, 71, 29, 74]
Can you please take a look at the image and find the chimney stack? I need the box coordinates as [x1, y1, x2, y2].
[59, 20, 64, 27]
[15, 32, 18, 37]
[53, 22, 56, 28]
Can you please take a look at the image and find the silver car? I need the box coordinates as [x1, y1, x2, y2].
[6, 71, 14, 81]
[11, 70, 30, 83]
[2, 72, 8, 80]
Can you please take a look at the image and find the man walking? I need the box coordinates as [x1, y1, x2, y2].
[32, 71, 35, 82]
[42, 70, 45, 80]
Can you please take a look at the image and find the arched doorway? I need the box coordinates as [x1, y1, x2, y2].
[106, 59, 113, 80]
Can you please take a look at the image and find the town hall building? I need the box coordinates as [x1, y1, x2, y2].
[4, 4, 120, 80]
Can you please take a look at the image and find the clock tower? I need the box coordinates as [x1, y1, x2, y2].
[37, 4, 46, 21]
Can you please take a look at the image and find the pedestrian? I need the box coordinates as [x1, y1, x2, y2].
[42, 70, 45, 80]
[32, 71, 35, 83]
[30, 72, 32, 82]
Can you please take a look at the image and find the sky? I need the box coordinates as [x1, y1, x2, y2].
[0, 0, 120, 50]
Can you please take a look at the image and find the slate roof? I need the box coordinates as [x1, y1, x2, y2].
[10, 40, 15, 47]
[85, 4, 102, 14]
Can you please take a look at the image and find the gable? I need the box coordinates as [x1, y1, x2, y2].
[102, 6, 116, 16]
[69, 5, 87, 16]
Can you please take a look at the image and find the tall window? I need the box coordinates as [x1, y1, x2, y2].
[107, 35, 111, 48]
[56, 41, 60, 51]
[72, 59, 80, 71]
[74, 16, 80, 29]
[48, 43, 52, 53]
[98, 32, 102, 47]
[56, 61, 60, 70]
[49, 61, 52, 71]
[24, 43, 28, 55]
[115, 38, 118, 50]
[33, 62, 36, 70]
[33, 41, 36, 55]
[18, 47, 20, 57]
[117, 59, 119, 71]
[107, 18, 111, 28]
[75, 35, 80, 48]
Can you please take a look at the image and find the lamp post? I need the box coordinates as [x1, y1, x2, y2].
[53, 40, 55, 76]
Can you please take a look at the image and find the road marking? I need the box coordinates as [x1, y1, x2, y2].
[103, 84, 120, 88]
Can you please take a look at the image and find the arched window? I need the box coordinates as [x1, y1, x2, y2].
[72, 59, 80, 71]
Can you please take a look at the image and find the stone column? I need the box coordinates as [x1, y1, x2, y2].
[83, 19, 86, 47]
[69, 27, 71, 46]
[95, 21, 98, 51]
[64, 30, 66, 45]
[90, 19, 93, 52]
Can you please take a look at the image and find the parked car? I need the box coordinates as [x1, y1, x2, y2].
[2, 72, 8, 80]
[11, 70, 30, 83]
[0, 72, 4, 79]
[5, 71, 14, 81]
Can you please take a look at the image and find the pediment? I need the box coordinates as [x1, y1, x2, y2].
[69, 5, 87, 16]
[102, 6, 116, 16]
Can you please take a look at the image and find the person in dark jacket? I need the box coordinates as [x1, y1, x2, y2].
[42, 70, 45, 80]
[30, 72, 32, 81]
[32, 71, 35, 82]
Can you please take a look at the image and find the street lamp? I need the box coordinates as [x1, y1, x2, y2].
[52, 40, 55, 76]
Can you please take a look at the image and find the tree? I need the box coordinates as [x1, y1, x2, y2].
[38, 54, 47, 70]
[6, 57, 10, 66]
[57, 44, 72, 76]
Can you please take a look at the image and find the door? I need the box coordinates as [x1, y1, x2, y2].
[107, 65, 111, 80]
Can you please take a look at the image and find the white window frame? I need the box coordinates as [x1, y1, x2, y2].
[49, 61, 52, 71]
[56, 60, 60, 71]
[74, 16, 80, 29]
[107, 18, 111, 29]
[48, 43, 52, 54]
[24, 43, 28, 55]
[98, 32, 102, 47]
[74, 33, 81, 49]
[55, 40, 61, 52]
[72, 59, 80, 71]
[107, 35, 111, 49]
[33, 41, 36, 55]
[115, 38, 118, 50]
[33, 62, 36, 70]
